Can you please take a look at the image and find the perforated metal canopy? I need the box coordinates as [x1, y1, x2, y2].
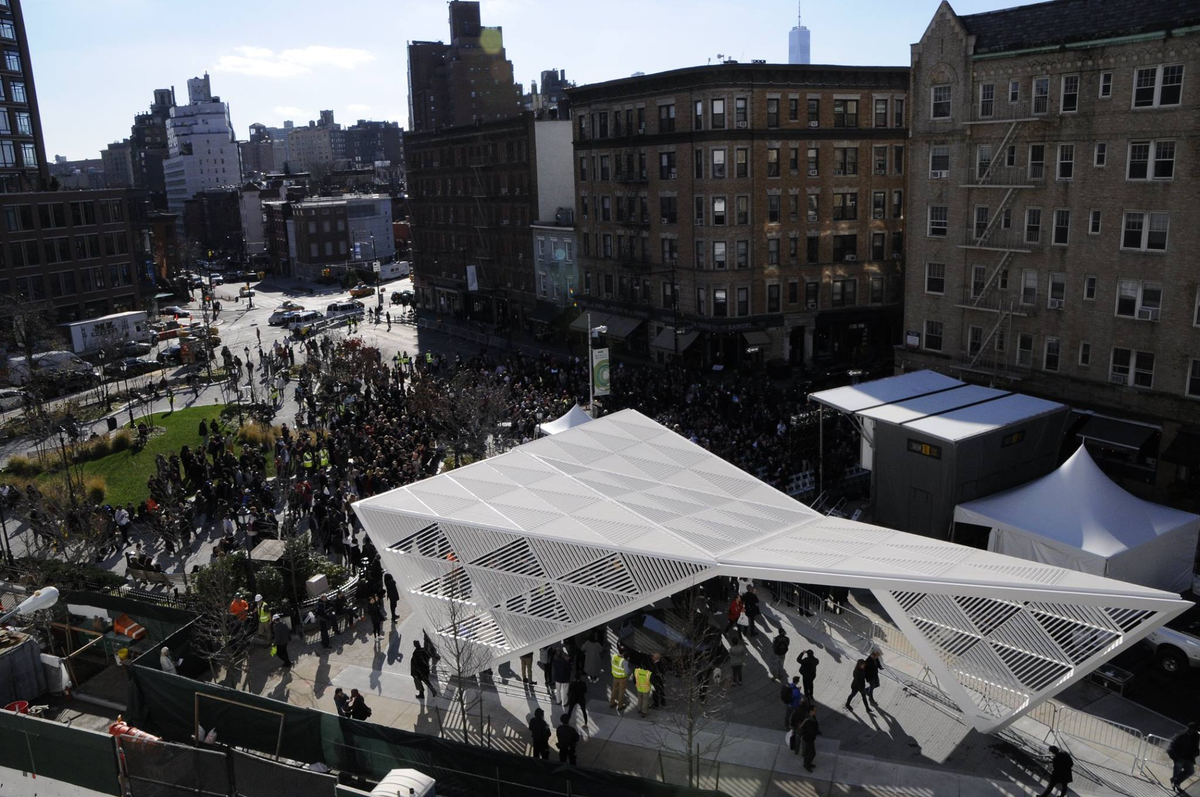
[354, 409, 1190, 733]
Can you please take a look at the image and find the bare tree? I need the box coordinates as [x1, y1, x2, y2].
[190, 552, 255, 685]
[422, 566, 495, 745]
[409, 369, 511, 468]
[641, 586, 733, 788]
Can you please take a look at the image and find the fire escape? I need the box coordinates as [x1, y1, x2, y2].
[954, 108, 1044, 378]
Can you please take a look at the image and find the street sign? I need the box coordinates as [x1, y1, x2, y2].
[592, 347, 610, 397]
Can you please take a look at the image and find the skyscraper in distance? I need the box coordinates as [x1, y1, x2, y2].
[788, 1, 811, 64]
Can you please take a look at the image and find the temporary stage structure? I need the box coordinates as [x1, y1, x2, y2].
[353, 409, 1190, 734]
[955, 446, 1200, 593]
[536, 404, 594, 436]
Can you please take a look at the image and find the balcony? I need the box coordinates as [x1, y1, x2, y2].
[616, 171, 648, 184]
[955, 287, 1038, 316]
[959, 227, 1033, 253]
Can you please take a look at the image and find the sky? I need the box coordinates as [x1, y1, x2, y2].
[27, 0, 1027, 161]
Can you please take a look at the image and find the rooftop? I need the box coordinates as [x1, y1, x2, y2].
[959, 0, 1200, 55]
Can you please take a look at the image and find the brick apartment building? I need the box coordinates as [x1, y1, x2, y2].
[568, 63, 909, 367]
[901, 0, 1200, 502]
[406, 112, 573, 327]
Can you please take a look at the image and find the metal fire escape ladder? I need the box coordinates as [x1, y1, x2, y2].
[471, 163, 490, 256]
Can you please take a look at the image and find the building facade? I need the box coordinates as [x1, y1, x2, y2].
[532, 214, 578, 312]
[163, 74, 240, 219]
[789, 4, 812, 65]
[0, 0, 47, 193]
[568, 63, 909, 368]
[901, 0, 1200, 503]
[182, 188, 242, 256]
[272, 194, 396, 279]
[407, 1, 521, 132]
[101, 140, 133, 188]
[0, 189, 146, 322]
[130, 88, 173, 209]
[343, 120, 404, 169]
[406, 113, 573, 327]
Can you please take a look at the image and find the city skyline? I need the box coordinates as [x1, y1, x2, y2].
[31, 0, 1023, 160]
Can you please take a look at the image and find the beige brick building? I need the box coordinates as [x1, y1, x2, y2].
[901, 0, 1200, 503]
[568, 64, 908, 369]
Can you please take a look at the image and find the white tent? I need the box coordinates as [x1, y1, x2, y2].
[955, 446, 1200, 592]
[536, 403, 593, 436]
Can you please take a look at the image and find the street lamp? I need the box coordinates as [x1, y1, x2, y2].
[0, 586, 59, 626]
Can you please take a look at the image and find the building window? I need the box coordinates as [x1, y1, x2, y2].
[1025, 208, 1042, 244]
[892, 190, 903, 220]
[767, 98, 779, 127]
[1048, 272, 1066, 307]
[1028, 144, 1045, 179]
[871, 232, 885, 260]
[1094, 142, 1106, 167]
[833, 192, 857, 221]
[1115, 279, 1162, 320]
[712, 197, 726, 226]
[924, 320, 944, 351]
[928, 206, 948, 237]
[870, 276, 884, 304]
[807, 194, 818, 222]
[735, 240, 749, 268]
[767, 282, 780, 312]
[693, 100, 703, 131]
[789, 194, 799, 221]
[893, 145, 904, 175]
[658, 103, 675, 133]
[14, 111, 30, 136]
[1053, 209, 1070, 245]
[925, 262, 945, 294]
[713, 241, 727, 269]
[832, 235, 857, 262]
[807, 99, 819, 126]
[1079, 342, 1092, 367]
[979, 84, 994, 118]
[1060, 75, 1079, 113]
[735, 147, 748, 177]
[974, 206, 990, 239]
[976, 144, 992, 180]
[874, 146, 887, 174]
[11, 81, 25, 103]
[659, 151, 676, 179]
[767, 238, 780, 266]
[1084, 274, 1097, 300]
[1021, 269, 1038, 304]
[767, 148, 780, 177]
[1133, 64, 1183, 108]
[1009, 80, 1020, 103]
[1099, 71, 1113, 98]
[1121, 211, 1169, 251]
[873, 191, 886, 219]
[806, 235, 819, 264]
[1187, 360, 1200, 398]
[929, 145, 949, 177]
[1127, 140, 1175, 180]
[1032, 77, 1049, 114]
[20, 143, 36, 167]
[711, 148, 726, 178]
[1017, 333, 1034, 368]
[833, 99, 858, 127]
[874, 98, 889, 127]
[736, 287, 749, 316]
[713, 288, 728, 317]
[694, 149, 704, 179]
[1043, 337, 1061, 371]
[659, 196, 677, 224]
[736, 195, 749, 225]
[4, 49, 19, 73]
[831, 279, 856, 307]
[734, 97, 748, 125]
[805, 280, 819, 308]
[833, 146, 857, 175]
[788, 97, 799, 121]
[789, 146, 799, 171]
[694, 240, 706, 268]
[1057, 144, 1074, 180]
[767, 195, 780, 223]
[694, 196, 705, 226]
[1111, 348, 1155, 388]
[931, 85, 951, 119]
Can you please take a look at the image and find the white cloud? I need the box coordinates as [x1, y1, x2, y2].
[214, 45, 375, 78]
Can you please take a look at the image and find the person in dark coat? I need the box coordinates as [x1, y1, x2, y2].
[863, 649, 883, 707]
[366, 595, 384, 639]
[845, 659, 872, 714]
[556, 714, 580, 765]
[271, 615, 292, 669]
[1169, 722, 1199, 792]
[552, 647, 572, 705]
[565, 675, 589, 725]
[742, 586, 762, 636]
[798, 706, 821, 771]
[528, 708, 551, 759]
[410, 639, 437, 699]
[649, 652, 667, 709]
[348, 689, 372, 721]
[333, 688, 350, 717]
[1039, 746, 1073, 797]
[384, 574, 400, 620]
[798, 650, 819, 699]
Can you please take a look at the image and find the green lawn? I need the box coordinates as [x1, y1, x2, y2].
[78, 405, 230, 507]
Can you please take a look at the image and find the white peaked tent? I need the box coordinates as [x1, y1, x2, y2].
[956, 446, 1200, 592]
[536, 404, 594, 436]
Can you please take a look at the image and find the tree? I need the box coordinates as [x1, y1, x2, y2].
[190, 552, 256, 685]
[409, 369, 511, 467]
[641, 586, 733, 788]
[422, 566, 494, 745]
[0, 291, 58, 405]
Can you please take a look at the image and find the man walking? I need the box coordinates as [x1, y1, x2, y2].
[845, 660, 872, 715]
[529, 708, 551, 760]
[798, 706, 821, 772]
[333, 687, 350, 717]
[1168, 722, 1199, 793]
[552, 647, 572, 705]
[772, 628, 790, 681]
[271, 615, 292, 669]
[556, 714, 580, 765]
[798, 650, 820, 699]
[565, 674, 589, 725]
[609, 646, 630, 711]
[864, 648, 883, 708]
[742, 585, 762, 636]
[1040, 745, 1073, 797]
[634, 661, 653, 717]
[782, 675, 802, 728]
[348, 689, 372, 721]
[410, 639, 438, 699]
[519, 651, 534, 685]
[649, 652, 667, 709]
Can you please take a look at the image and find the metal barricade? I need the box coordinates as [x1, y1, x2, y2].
[120, 736, 229, 797]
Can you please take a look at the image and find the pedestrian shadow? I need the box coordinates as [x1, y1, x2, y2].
[386, 631, 402, 666]
[313, 653, 331, 698]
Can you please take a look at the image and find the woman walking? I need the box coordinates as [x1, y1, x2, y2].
[845, 659, 873, 715]
[728, 633, 748, 686]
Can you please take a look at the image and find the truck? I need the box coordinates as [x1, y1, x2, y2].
[377, 260, 410, 281]
[5, 351, 98, 386]
[62, 311, 153, 354]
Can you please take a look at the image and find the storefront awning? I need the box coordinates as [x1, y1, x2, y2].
[650, 326, 700, 353]
[531, 302, 563, 325]
[1076, 415, 1159, 452]
[569, 312, 609, 333]
[602, 314, 644, 340]
[1161, 429, 1200, 468]
[742, 330, 772, 347]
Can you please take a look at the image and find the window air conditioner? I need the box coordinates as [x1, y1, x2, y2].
[834, 169, 846, 176]
[500, 188, 508, 194]
[806, 300, 818, 310]
[661, 217, 670, 224]
[668, 169, 677, 179]
[807, 213, 818, 222]
[638, 124, 645, 134]
[892, 252, 902, 260]
[737, 121, 749, 129]
[1136, 307, 1159, 321]
[875, 168, 887, 175]
[1109, 373, 1128, 384]
[1048, 298, 1063, 309]
[808, 169, 819, 177]
[930, 170, 948, 178]
[873, 210, 885, 219]
[808, 121, 819, 128]
[844, 254, 857, 261]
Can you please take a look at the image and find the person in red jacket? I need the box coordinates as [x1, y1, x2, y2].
[725, 595, 745, 633]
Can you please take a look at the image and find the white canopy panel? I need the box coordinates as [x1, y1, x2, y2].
[857, 384, 1010, 426]
[956, 447, 1200, 592]
[808, 370, 964, 414]
[903, 392, 1065, 442]
[536, 404, 594, 436]
[355, 410, 1189, 734]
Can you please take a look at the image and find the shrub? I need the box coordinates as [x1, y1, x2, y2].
[84, 475, 106, 504]
[6, 454, 43, 478]
[111, 428, 133, 452]
[256, 565, 285, 609]
[324, 562, 350, 590]
[82, 436, 113, 461]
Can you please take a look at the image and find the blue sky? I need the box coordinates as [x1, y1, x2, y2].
[28, 0, 1023, 160]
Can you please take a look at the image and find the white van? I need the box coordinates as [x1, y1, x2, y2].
[326, 301, 365, 318]
[287, 310, 322, 331]
[7, 351, 97, 386]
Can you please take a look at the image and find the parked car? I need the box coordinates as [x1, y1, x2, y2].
[157, 344, 210, 364]
[1144, 604, 1200, 674]
[161, 305, 192, 318]
[287, 310, 323, 331]
[349, 284, 375, 298]
[279, 300, 304, 311]
[391, 290, 415, 306]
[269, 308, 300, 326]
[0, 388, 29, 411]
[122, 340, 153, 357]
[239, 287, 254, 298]
[326, 300, 365, 318]
[208, 274, 224, 286]
[104, 357, 159, 377]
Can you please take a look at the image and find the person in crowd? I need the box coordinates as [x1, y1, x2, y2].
[271, 615, 292, 670]
[864, 648, 883, 708]
[565, 674, 589, 725]
[556, 714, 580, 765]
[609, 645, 630, 711]
[410, 639, 437, 699]
[333, 687, 350, 717]
[1039, 745, 1073, 797]
[528, 708, 551, 760]
[728, 633, 747, 686]
[552, 647, 572, 705]
[634, 660, 654, 717]
[798, 706, 821, 772]
[845, 659, 872, 715]
[159, 646, 177, 675]
[519, 651, 534, 685]
[772, 628, 790, 681]
[1168, 722, 1199, 793]
[348, 689, 372, 721]
[798, 649, 820, 700]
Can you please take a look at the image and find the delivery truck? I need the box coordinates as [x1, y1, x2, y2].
[62, 311, 153, 354]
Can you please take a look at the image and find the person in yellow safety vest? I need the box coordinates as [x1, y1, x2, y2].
[425, 352, 434, 365]
[270, 386, 279, 405]
[301, 451, 314, 472]
[609, 646, 630, 711]
[319, 448, 330, 468]
[255, 594, 270, 642]
[634, 663, 653, 718]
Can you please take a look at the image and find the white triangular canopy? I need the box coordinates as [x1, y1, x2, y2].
[537, 403, 594, 436]
[956, 446, 1200, 592]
